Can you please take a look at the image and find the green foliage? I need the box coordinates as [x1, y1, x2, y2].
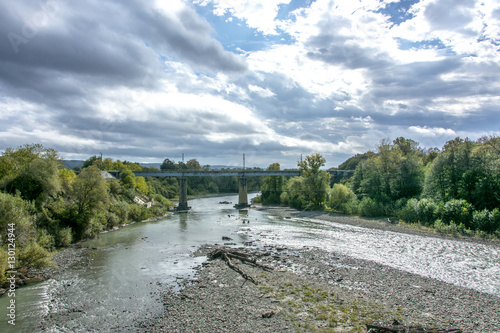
[337, 151, 376, 170]
[471, 209, 500, 234]
[71, 165, 110, 239]
[18, 241, 54, 270]
[281, 176, 306, 209]
[57, 227, 73, 247]
[160, 158, 179, 170]
[135, 176, 149, 195]
[357, 197, 386, 217]
[398, 198, 438, 225]
[298, 153, 326, 177]
[328, 184, 357, 213]
[439, 199, 473, 228]
[120, 170, 137, 189]
[261, 163, 284, 205]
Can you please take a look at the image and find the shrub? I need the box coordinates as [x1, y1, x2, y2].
[358, 198, 385, 217]
[328, 184, 357, 212]
[57, 227, 73, 247]
[398, 198, 438, 225]
[472, 208, 500, 233]
[439, 199, 473, 228]
[434, 219, 465, 234]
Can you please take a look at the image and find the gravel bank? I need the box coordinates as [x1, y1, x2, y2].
[146, 206, 500, 333]
[146, 243, 499, 333]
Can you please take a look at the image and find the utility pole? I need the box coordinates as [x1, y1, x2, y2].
[243, 153, 245, 171]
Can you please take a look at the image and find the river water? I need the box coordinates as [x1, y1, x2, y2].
[1, 194, 499, 332]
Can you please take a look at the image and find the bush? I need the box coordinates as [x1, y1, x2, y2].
[328, 184, 357, 212]
[358, 198, 385, 217]
[57, 227, 73, 247]
[128, 205, 150, 222]
[439, 199, 473, 228]
[434, 219, 465, 235]
[472, 208, 500, 233]
[398, 198, 437, 225]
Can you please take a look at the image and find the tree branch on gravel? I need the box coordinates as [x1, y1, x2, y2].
[208, 248, 274, 285]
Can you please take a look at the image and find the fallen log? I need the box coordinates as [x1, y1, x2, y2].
[222, 252, 257, 284]
[208, 248, 274, 285]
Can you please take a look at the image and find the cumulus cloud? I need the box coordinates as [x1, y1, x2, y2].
[0, 0, 498, 168]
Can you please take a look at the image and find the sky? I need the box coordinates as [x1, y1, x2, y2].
[0, 0, 499, 169]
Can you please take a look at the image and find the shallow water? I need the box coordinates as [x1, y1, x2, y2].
[1, 194, 498, 332]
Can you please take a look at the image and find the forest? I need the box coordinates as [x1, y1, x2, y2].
[259, 135, 500, 238]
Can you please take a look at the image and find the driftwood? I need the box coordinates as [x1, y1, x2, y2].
[366, 323, 462, 333]
[208, 248, 274, 285]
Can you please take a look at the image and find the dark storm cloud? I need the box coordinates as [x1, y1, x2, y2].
[0, 0, 247, 117]
[0, 0, 250, 162]
[0, 0, 246, 77]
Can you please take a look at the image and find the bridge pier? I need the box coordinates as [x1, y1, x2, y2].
[234, 176, 250, 209]
[177, 177, 190, 211]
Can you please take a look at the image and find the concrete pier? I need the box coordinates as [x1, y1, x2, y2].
[234, 176, 250, 209]
[177, 177, 190, 211]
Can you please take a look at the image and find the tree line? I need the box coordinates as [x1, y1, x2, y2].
[0, 144, 174, 286]
[258, 136, 500, 238]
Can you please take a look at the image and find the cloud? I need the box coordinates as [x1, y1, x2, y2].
[409, 126, 456, 136]
[1, 0, 499, 168]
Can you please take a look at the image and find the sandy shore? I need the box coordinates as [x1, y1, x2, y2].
[145, 206, 500, 333]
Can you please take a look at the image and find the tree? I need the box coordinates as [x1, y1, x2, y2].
[135, 176, 149, 195]
[295, 154, 330, 209]
[281, 176, 305, 209]
[350, 138, 424, 203]
[261, 163, 284, 204]
[298, 153, 326, 177]
[160, 158, 178, 170]
[393, 137, 420, 156]
[337, 151, 376, 170]
[71, 165, 109, 238]
[1, 145, 62, 207]
[186, 159, 202, 170]
[120, 170, 136, 190]
[82, 155, 101, 169]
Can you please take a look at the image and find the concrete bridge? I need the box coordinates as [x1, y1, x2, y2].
[107, 169, 354, 211]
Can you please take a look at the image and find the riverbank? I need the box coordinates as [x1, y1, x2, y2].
[146, 244, 500, 332]
[144, 205, 500, 332]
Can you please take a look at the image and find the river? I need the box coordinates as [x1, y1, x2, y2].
[1, 194, 499, 332]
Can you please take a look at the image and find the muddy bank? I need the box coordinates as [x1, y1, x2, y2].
[147, 244, 499, 332]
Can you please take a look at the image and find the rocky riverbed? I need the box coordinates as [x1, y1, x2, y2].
[144, 243, 499, 333]
[143, 206, 499, 333]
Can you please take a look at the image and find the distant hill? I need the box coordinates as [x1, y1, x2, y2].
[139, 162, 162, 169]
[62, 160, 84, 170]
[337, 151, 376, 170]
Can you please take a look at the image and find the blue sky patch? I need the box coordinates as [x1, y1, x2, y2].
[194, 3, 294, 52]
[378, 0, 420, 25]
